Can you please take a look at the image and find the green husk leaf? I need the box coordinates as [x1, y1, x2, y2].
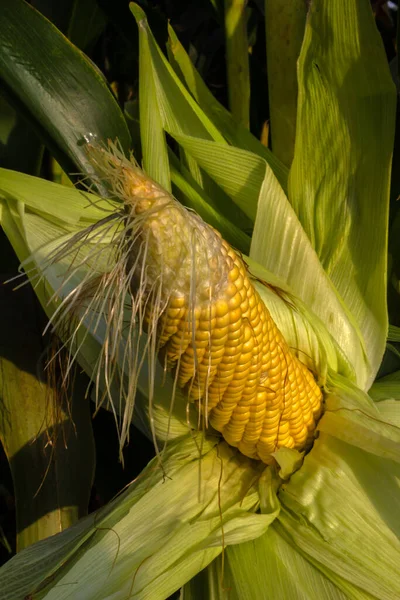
[183, 526, 360, 600]
[166, 24, 289, 191]
[250, 161, 367, 386]
[135, 2, 170, 190]
[289, 0, 396, 387]
[0, 436, 269, 600]
[168, 150, 250, 254]
[318, 373, 400, 463]
[375, 399, 400, 427]
[171, 133, 263, 222]
[130, 3, 250, 230]
[278, 434, 400, 600]
[369, 370, 400, 401]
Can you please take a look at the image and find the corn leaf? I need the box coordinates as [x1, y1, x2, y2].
[375, 399, 400, 427]
[135, 3, 170, 191]
[0, 0, 131, 184]
[278, 434, 400, 600]
[264, 0, 306, 167]
[0, 436, 270, 600]
[168, 151, 251, 254]
[130, 4, 253, 232]
[318, 374, 400, 463]
[166, 25, 289, 191]
[223, 0, 250, 129]
[182, 526, 369, 600]
[288, 0, 396, 387]
[388, 324, 400, 342]
[369, 371, 400, 401]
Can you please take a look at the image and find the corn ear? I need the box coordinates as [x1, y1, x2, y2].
[36, 142, 323, 465]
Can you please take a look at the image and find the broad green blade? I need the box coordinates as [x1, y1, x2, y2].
[288, 0, 396, 387]
[166, 24, 288, 191]
[0, 436, 270, 600]
[264, 0, 306, 167]
[0, 0, 131, 182]
[278, 434, 400, 600]
[0, 168, 111, 225]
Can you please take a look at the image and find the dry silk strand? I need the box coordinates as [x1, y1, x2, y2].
[43, 142, 323, 465]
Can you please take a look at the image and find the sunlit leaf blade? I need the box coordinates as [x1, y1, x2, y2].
[172, 134, 264, 223]
[168, 150, 251, 253]
[130, 3, 250, 230]
[0, 168, 110, 225]
[264, 0, 306, 167]
[130, 4, 225, 145]
[0, 437, 269, 600]
[318, 374, 400, 463]
[278, 434, 400, 600]
[166, 24, 289, 191]
[135, 5, 170, 191]
[0, 0, 131, 182]
[288, 0, 396, 386]
[183, 530, 363, 600]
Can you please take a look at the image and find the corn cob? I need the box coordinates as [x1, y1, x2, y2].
[63, 143, 322, 464]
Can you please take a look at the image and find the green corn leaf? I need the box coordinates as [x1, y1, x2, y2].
[135, 3, 170, 191]
[264, 0, 306, 167]
[278, 434, 400, 600]
[375, 399, 400, 427]
[288, 0, 396, 387]
[168, 150, 251, 254]
[224, 0, 250, 129]
[171, 133, 264, 223]
[0, 0, 131, 183]
[130, 4, 253, 233]
[318, 373, 400, 463]
[0, 436, 269, 600]
[166, 24, 289, 191]
[388, 324, 400, 342]
[183, 527, 368, 600]
[369, 370, 400, 401]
